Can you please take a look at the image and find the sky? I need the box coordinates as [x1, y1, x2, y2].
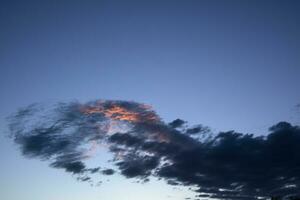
[0, 1, 300, 200]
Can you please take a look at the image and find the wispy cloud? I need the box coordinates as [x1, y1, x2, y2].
[7, 100, 300, 199]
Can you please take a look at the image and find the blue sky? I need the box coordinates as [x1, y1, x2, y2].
[0, 1, 300, 200]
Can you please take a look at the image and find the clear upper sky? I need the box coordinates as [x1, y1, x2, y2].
[0, 1, 300, 200]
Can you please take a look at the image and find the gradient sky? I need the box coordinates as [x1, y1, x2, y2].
[0, 1, 300, 200]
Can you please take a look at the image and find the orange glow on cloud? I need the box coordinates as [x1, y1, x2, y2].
[81, 103, 159, 124]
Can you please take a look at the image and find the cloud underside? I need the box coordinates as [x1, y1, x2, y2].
[8, 100, 300, 199]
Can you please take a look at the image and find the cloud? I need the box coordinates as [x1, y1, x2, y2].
[101, 169, 115, 175]
[7, 100, 300, 199]
[52, 161, 86, 174]
[168, 119, 186, 129]
[117, 155, 159, 178]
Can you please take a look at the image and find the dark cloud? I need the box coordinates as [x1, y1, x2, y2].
[7, 100, 300, 199]
[51, 161, 86, 174]
[169, 119, 186, 129]
[185, 125, 210, 135]
[117, 155, 159, 179]
[108, 133, 142, 147]
[101, 169, 115, 175]
[157, 123, 300, 199]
